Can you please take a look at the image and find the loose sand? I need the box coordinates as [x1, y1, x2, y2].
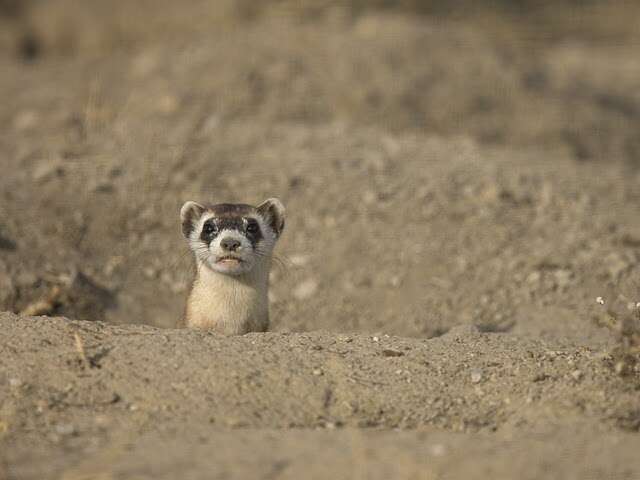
[1, 2, 639, 478]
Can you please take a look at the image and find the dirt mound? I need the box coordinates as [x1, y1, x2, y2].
[2, 313, 640, 479]
[2, 2, 640, 478]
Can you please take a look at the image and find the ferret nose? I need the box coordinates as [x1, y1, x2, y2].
[221, 237, 241, 252]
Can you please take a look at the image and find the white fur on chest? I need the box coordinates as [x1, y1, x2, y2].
[185, 262, 270, 334]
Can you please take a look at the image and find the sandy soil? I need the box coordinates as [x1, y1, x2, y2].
[1, 1, 640, 478]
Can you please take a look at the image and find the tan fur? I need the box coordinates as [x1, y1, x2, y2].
[184, 258, 271, 334]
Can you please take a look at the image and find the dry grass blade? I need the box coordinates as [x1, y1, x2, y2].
[20, 285, 63, 316]
[73, 331, 90, 369]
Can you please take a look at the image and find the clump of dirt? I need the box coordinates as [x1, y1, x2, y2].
[2, 313, 640, 479]
[596, 292, 640, 378]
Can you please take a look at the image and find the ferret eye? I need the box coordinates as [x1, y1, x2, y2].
[246, 221, 259, 234]
[202, 222, 217, 235]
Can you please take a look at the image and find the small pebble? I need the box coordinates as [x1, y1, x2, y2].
[470, 370, 483, 384]
[382, 349, 404, 357]
[532, 373, 548, 382]
[35, 400, 47, 413]
[571, 370, 583, 381]
[527, 271, 541, 284]
[9, 378, 22, 388]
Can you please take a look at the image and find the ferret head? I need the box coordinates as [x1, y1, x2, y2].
[180, 198, 285, 276]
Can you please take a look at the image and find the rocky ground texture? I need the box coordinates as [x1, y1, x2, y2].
[1, 1, 640, 479]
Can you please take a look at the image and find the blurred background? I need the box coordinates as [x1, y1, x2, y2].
[1, 0, 639, 339]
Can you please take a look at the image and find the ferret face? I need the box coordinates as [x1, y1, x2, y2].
[180, 199, 285, 276]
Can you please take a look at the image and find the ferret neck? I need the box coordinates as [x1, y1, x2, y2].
[195, 259, 270, 288]
[187, 258, 271, 333]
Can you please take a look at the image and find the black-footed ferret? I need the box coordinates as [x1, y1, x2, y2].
[180, 198, 285, 334]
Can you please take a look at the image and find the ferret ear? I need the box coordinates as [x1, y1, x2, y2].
[180, 201, 205, 238]
[257, 198, 285, 238]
